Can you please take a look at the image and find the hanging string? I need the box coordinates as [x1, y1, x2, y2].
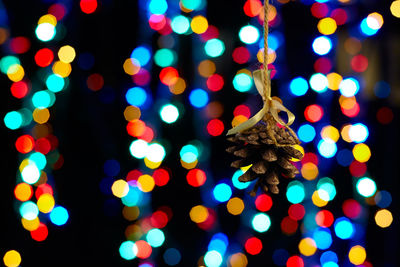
[263, 0, 270, 101]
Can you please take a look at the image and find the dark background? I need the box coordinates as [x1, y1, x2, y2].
[1, 0, 399, 266]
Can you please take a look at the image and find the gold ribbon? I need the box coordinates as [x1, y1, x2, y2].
[226, 69, 296, 136]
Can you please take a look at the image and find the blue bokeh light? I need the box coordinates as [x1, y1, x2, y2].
[297, 124, 316, 143]
[131, 46, 151, 66]
[213, 183, 232, 202]
[290, 77, 309, 96]
[189, 88, 209, 108]
[126, 87, 147, 107]
[334, 217, 354, 239]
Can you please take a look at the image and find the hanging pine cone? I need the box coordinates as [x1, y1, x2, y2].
[227, 115, 303, 195]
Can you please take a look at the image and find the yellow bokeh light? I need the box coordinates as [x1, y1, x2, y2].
[232, 115, 248, 128]
[348, 245, 366, 265]
[312, 191, 328, 207]
[7, 64, 24, 82]
[169, 77, 186, 94]
[321, 125, 340, 142]
[191, 15, 208, 34]
[37, 193, 55, 213]
[374, 209, 393, 228]
[144, 158, 162, 169]
[38, 14, 57, 26]
[317, 17, 337, 35]
[137, 174, 155, 192]
[3, 250, 21, 267]
[189, 205, 209, 223]
[198, 60, 216, 77]
[58, 45, 76, 63]
[52, 61, 72, 77]
[181, 158, 198, 169]
[298, 237, 317, 256]
[123, 58, 141, 75]
[21, 217, 40, 231]
[327, 72, 342, 90]
[0, 28, 9, 45]
[111, 179, 129, 198]
[341, 124, 352, 143]
[227, 197, 245, 215]
[257, 48, 276, 64]
[124, 106, 141, 122]
[14, 183, 32, 202]
[229, 252, 248, 267]
[122, 206, 140, 221]
[391, 0, 400, 18]
[19, 159, 31, 173]
[339, 96, 357, 110]
[352, 143, 371, 163]
[368, 12, 384, 28]
[344, 37, 361, 55]
[301, 162, 319, 180]
[33, 108, 50, 124]
[125, 224, 142, 241]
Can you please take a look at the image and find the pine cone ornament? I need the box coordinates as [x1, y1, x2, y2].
[227, 115, 303, 195]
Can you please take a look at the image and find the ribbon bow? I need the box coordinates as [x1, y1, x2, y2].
[226, 69, 296, 136]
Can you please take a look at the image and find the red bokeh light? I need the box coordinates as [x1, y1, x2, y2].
[315, 210, 334, 227]
[243, 0, 262, 17]
[233, 104, 251, 118]
[10, 81, 29, 99]
[376, 107, 393, 124]
[137, 126, 154, 142]
[311, 3, 329, 18]
[87, 73, 104, 91]
[133, 68, 151, 86]
[331, 8, 348, 25]
[341, 102, 360, 117]
[314, 57, 332, 74]
[255, 194, 273, 212]
[197, 208, 216, 230]
[206, 74, 224, 91]
[151, 210, 169, 228]
[48, 3, 67, 21]
[153, 168, 170, 186]
[35, 48, 54, 67]
[186, 169, 207, 187]
[351, 54, 368, 73]
[149, 14, 166, 31]
[200, 25, 219, 42]
[206, 119, 224, 136]
[232, 47, 250, 64]
[288, 204, 305, 221]
[244, 237, 263, 255]
[135, 240, 152, 259]
[9, 37, 30, 54]
[281, 216, 298, 235]
[304, 104, 323, 123]
[349, 160, 366, 177]
[286, 255, 304, 267]
[15, 134, 35, 154]
[159, 67, 179, 86]
[30, 223, 48, 242]
[126, 169, 142, 182]
[35, 184, 54, 199]
[301, 152, 319, 165]
[126, 120, 146, 137]
[342, 199, 362, 219]
[158, 18, 172, 35]
[80, 0, 98, 14]
[35, 137, 51, 154]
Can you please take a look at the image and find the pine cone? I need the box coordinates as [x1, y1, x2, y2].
[227, 117, 303, 195]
